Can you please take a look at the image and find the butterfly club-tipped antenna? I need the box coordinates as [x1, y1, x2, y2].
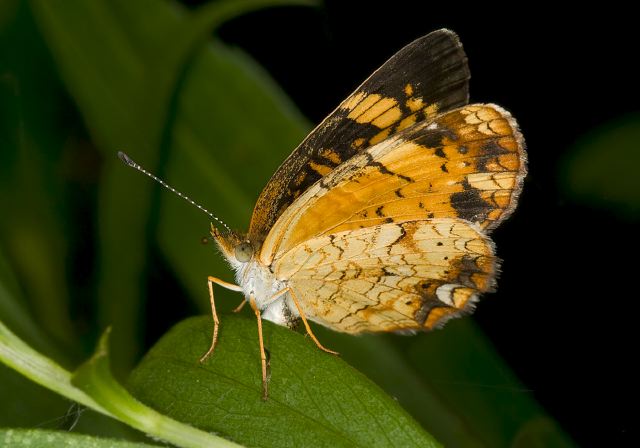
[117, 151, 231, 233]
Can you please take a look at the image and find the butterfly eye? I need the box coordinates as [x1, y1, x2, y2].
[235, 241, 254, 262]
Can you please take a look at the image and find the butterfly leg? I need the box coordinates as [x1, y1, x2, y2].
[232, 300, 247, 313]
[248, 294, 269, 400]
[199, 276, 243, 363]
[285, 287, 339, 356]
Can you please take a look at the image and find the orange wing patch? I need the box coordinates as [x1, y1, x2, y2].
[274, 219, 496, 333]
[339, 87, 441, 147]
[260, 104, 525, 264]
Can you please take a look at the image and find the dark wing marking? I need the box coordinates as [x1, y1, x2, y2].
[249, 29, 469, 240]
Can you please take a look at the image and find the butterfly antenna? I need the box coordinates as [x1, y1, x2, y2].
[117, 151, 231, 233]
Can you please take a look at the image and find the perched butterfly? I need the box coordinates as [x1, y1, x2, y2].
[120, 29, 526, 400]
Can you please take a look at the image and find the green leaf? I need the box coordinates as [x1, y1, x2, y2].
[561, 112, 640, 217]
[128, 315, 440, 448]
[0, 429, 160, 448]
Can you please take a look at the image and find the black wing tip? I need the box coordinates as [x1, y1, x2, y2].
[417, 28, 463, 48]
[405, 29, 469, 105]
[431, 28, 460, 38]
[401, 29, 467, 69]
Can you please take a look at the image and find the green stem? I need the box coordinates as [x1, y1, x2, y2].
[0, 321, 243, 447]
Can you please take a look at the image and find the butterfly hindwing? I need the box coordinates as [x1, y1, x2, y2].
[274, 219, 496, 333]
[249, 29, 470, 240]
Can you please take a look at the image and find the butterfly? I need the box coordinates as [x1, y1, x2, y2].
[120, 29, 526, 400]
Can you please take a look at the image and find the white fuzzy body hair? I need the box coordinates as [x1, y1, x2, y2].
[231, 257, 297, 326]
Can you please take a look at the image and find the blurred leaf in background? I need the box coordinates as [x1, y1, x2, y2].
[1, 0, 104, 433]
[0, 0, 575, 446]
[561, 113, 640, 219]
[29, 0, 312, 377]
[0, 0, 78, 357]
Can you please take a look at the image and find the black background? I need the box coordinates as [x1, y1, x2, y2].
[203, 2, 637, 446]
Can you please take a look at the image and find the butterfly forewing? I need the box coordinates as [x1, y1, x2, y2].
[260, 104, 525, 263]
[249, 29, 470, 240]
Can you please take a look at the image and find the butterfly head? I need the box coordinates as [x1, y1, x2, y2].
[210, 224, 256, 268]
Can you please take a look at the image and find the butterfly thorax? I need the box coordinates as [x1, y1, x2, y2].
[212, 226, 295, 326]
[237, 260, 285, 307]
